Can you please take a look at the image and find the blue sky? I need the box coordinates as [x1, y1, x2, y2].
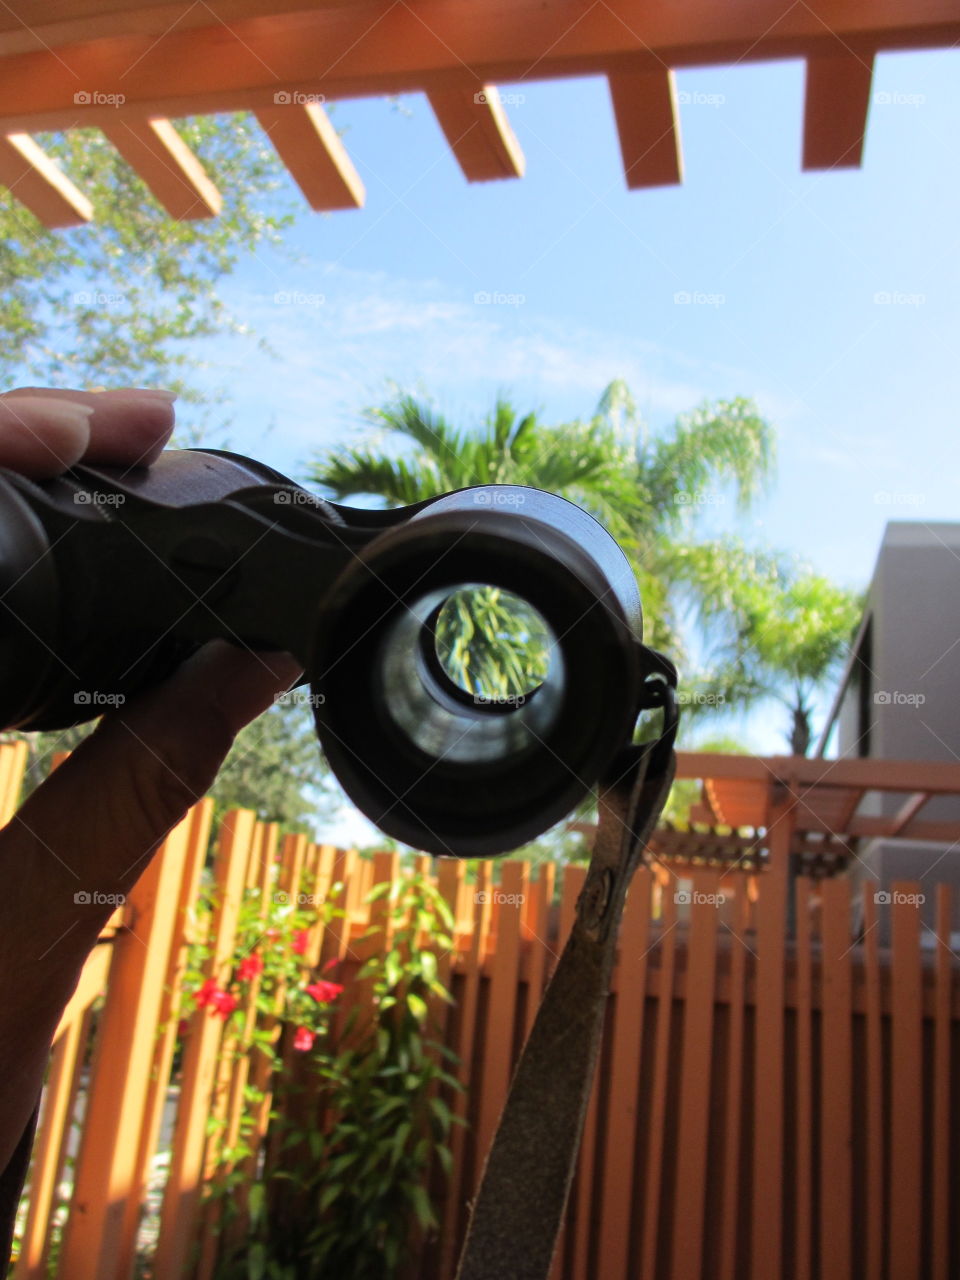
[179, 46, 959, 806]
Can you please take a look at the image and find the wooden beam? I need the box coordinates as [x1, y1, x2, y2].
[427, 85, 524, 182]
[802, 48, 874, 170]
[0, 132, 92, 226]
[101, 117, 221, 218]
[608, 65, 682, 189]
[675, 751, 960, 795]
[254, 102, 363, 210]
[889, 790, 931, 836]
[0, 2, 957, 131]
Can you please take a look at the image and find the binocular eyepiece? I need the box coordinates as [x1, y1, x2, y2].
[0, 449, 674, 857]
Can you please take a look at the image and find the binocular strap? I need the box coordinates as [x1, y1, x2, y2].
[454, 741, 676, 1280]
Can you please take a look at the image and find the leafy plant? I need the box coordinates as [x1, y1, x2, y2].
[188, 868, 462, 1279]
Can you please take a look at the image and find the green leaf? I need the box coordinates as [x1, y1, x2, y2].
[406, 992, 428, 1021]
[406, 1183, 436, 1232]
[247, 1182, 265, 1223]
[318, 1183, 342, 1212]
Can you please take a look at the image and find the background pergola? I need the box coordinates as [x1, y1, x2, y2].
[0, 0, 957, 227]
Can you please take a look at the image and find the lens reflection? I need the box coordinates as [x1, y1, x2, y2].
[380, 587, 565, 763]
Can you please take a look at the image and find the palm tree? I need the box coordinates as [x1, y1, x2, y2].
[680, 557, 863, 754]
[307, 382, 776, 700]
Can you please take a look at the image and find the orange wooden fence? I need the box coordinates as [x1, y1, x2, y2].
[4, 738, 960, 1280]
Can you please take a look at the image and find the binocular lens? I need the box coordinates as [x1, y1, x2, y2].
[311, 490, 644, 857]
[380, 583, 565, 765]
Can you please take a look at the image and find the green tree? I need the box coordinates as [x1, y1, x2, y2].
[679, 554, 863, 754]
[308, 383, 776, 696]
[207, 696, 335, 831]
[1, 115, 295, 424]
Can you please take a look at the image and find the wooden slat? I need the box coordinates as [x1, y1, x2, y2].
[0, 740, 27, 821]
[119, 799, 213, 1272]
[862, 892, 884, 1280]
[718, 887, 750, 1280]
[889, 880, 923, 1280]
[595, 869, 652, 1276]
[101, 117, 220, 218]
[0, 133, 92, 226]
[890, 791, 931, 836]
[439, 859, 493, 1280]
[569, 1055, 601, 1280]
[802, 50, 874, 170]
[524, 862, 555, 1040]
[58, 809, 199, 1280]
[751, 801, 794, 1279]
[549, 863, 588, 1280]
[640, 891, 678, 1280]
[255, 102, 364, 210]
[427, 85, 524, 182]
[819, 877, 853, 1280]
[153, 810, 256, 1280]
[607, 65, 682, 190]
[1, 2, 956, 133]
[931, 886, 952, 1280]
[792, 877, 814, 1280]
[14, 1001, 93, 1278]
[671, 870, 721, 1277]
[474, 861, 527, 1169]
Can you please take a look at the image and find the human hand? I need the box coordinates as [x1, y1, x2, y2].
[0, 387, 302, 1173]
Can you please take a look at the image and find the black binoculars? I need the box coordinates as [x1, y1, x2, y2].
[0, 449, 675, 857]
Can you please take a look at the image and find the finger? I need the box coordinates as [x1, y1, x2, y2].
[0, 397, 94, 478]
[1, 387, 176, 469]
[5, 641, 303, 948]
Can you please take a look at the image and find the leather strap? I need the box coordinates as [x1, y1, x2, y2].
[455, 707, 676, 1280]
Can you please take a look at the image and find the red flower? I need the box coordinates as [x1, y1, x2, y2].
[193, 979, 238, 1019]
[293, 1026, 315, 1052]
[237, 953, 264, 982]
[177, 1018, 189, 1039]
[210, 989, 239, 1019]
[193, 978, 219, 1008]
[292, 930, 310, 955]
[305, 980, 344, 1005]
[322, 956, 339, 973]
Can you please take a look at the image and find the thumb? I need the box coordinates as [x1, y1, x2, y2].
[8, 641, 303, 925]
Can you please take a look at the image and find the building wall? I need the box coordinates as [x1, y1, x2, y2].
[837, 521, 960, 934]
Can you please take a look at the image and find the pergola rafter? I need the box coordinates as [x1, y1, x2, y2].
[0, 0, 955, 226]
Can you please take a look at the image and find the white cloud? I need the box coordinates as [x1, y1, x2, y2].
[186, 262, 783, 478]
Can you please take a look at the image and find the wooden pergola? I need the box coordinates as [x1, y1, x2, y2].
[571, 751, 960, 879]
[0, 0, 957, 228]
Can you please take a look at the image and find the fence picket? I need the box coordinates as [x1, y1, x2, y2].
[640, 887, 678, 1280]
[889, 880, 923, 1280]
[819, 876, 853, 1280]
[153, 810, 257, 1280]
[931, 885, 952, 1280]
[861, 891, 884, 1280]
[792, 877, 813, 1280]
[750, 802, 794, 1280]
[56, 807, 200, 1280]
[671, 872, 722, 1279]
[718, 884, 750, 1280]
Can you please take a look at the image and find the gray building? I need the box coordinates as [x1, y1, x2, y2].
[827, 521, 960, 934]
